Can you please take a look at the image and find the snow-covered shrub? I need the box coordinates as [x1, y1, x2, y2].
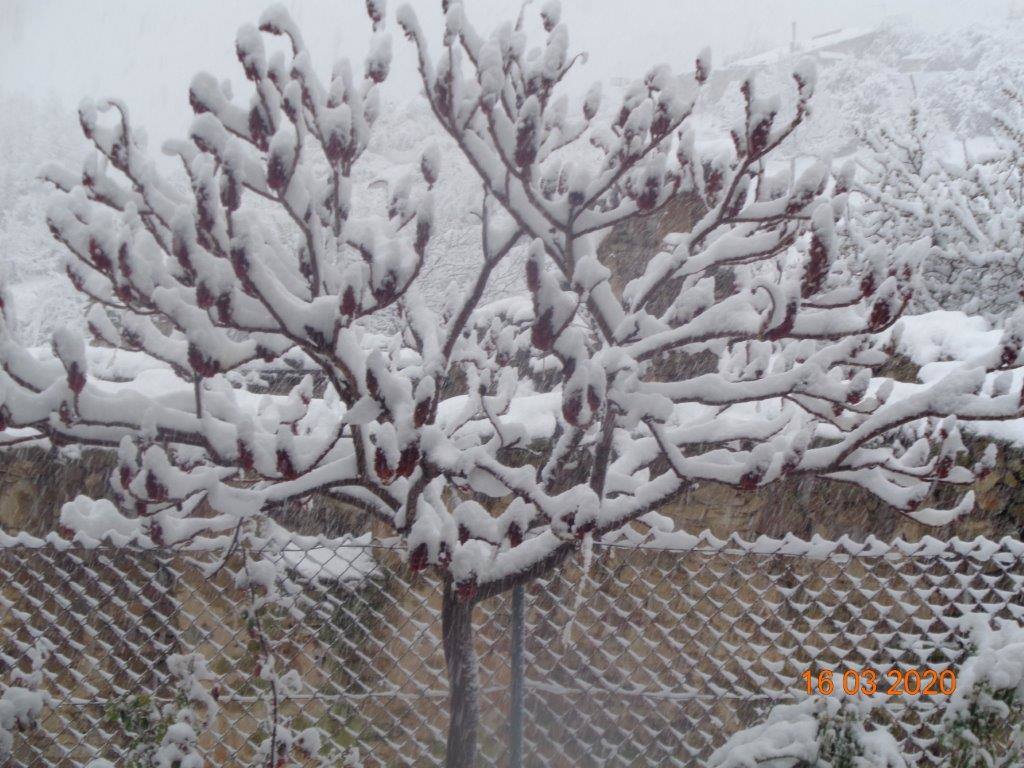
[104, 693, 173, 767]
[849, 90, 1024, 321]
[940, 616, 1024, 768]
[4, 1, 1024, 765]
[708, 695, 906, 768]
[103, 652, 215, 768]
[0, 637, 55, 761]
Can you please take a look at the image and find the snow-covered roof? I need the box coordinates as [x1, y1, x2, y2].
[724, 27, 877, 70]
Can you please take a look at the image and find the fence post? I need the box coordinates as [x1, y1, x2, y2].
[509, 582, 525, 768]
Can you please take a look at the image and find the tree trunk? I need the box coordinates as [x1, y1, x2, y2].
[442, 587, 479, 768]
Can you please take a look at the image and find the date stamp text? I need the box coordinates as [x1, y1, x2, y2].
[801, 668, 956, 696]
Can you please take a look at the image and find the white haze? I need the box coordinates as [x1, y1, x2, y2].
[0, 0, 1014, 154]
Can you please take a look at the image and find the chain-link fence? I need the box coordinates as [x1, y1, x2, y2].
[2, 531, 1024, 767]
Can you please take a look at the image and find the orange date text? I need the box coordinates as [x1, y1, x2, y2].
[800, 668, 956, 696]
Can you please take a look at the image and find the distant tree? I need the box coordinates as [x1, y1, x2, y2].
[363, 101, 530, 309]
[849, 93, 1024, 320]
[0, 93, 86, 344]
[1, 2, 1022, 765]
[893, 22, 1024, 137]
[708, 53, 913, 161]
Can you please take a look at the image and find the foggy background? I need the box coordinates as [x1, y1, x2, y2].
[1, 0, 1016, 152]
[1, 0, 1022, 345]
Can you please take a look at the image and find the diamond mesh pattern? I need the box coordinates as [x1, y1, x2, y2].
[2, 533, 1023, 766]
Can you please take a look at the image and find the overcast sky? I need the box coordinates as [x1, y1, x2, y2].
[0, 0, 1015, 150]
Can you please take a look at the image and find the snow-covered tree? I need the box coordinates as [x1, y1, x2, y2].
[848, 92, 1024, 321]
[2, 2, 1023, 765]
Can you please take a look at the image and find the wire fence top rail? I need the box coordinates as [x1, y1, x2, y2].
[5, 525, 1024, 559]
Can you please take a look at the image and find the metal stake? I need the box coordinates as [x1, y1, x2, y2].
[509, 582, 525, 768]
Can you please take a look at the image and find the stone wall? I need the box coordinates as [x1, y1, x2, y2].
[0, 447, 113, 536]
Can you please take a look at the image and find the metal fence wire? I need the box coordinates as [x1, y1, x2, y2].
[2, 531, 1024, 767]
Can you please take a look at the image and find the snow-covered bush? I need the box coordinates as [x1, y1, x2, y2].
[103, 652, 216, 768]
[941, 616, 1024, 768]
[708, 695, 906, 768]
[59, 497, 366, 767]
[849, 89, 1024, 321]
[3, 1, 1024, 765]
[0, 637, 55, 761]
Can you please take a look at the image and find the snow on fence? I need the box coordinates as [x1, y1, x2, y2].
[2, 531, 1024, 767]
